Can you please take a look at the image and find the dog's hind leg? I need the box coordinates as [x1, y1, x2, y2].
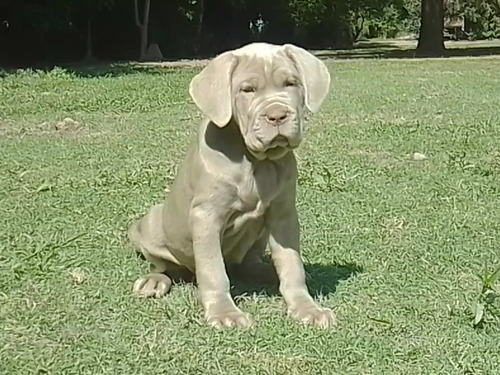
[129, 204, 179, 298]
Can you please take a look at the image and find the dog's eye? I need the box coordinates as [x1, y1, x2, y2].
[241, 84, 256, 93]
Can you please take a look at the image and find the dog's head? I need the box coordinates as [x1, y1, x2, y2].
[189, 43, 330, 160]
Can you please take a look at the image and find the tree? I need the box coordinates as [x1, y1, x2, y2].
[79, 0, 115, 61]
[195, 0, 205, 54]
[134, 0, 151, 60]
[417, 0, 445, 55]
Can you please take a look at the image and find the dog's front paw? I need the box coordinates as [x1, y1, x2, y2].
[206, 307, 254, 329]
[288, 303, 336, 328]
[133, 273, 172, 298]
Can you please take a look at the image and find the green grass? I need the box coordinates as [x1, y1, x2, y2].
[1, 54, 500, 374]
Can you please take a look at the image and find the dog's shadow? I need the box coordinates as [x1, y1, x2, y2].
[230, 261, 363, 299]
[136, 252, 362, 299]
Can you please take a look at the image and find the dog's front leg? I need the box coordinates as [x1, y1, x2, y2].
[191, 207, 254, 328]
[268, 192, 336, 328]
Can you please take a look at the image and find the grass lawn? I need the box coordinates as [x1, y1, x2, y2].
[1, 51, 500, 374]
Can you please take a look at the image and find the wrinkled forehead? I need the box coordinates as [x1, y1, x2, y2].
[231, 50, 299, 84]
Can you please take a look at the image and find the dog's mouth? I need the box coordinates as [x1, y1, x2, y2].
[246, 135, 296, 160]
[268, 135, 289, 149]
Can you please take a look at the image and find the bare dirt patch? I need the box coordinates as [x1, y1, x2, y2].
[0, 117, 90, 138]
[348, 147, 403, 167]
[135, 59, 212, 69]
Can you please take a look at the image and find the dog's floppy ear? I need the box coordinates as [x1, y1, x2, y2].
[284, 44, 330, 113]
[189, 52, 237, 128]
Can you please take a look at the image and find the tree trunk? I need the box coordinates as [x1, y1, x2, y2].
[85, 17, 93, 60]
[134, 0, 151, 60]
[417, 0, 445, 56]
[195, 0, 205, 54]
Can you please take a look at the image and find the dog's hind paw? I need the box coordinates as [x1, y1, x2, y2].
[133, 273, 172, 298]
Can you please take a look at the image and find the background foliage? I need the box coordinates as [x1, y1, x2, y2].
[0, 0, 499, 65]
[457, 0, 500, 39]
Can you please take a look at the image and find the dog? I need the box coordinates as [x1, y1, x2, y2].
[129, 42, 335, 328]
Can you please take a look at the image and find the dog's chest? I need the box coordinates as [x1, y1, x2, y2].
[227, 161, 283, 233]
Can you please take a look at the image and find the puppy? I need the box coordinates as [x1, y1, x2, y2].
[129, 42, 335, 328]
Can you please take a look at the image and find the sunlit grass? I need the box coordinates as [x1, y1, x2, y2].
[1, 54, 499, 374]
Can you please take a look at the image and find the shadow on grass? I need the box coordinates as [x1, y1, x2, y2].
[0, 60, 201, 79]
[315, 40, 500, 60]
[317, 46, 500, 59]
[230, 262, 363, 299]
[136, 249, 361, 299]
[2, 40, 500, 79]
